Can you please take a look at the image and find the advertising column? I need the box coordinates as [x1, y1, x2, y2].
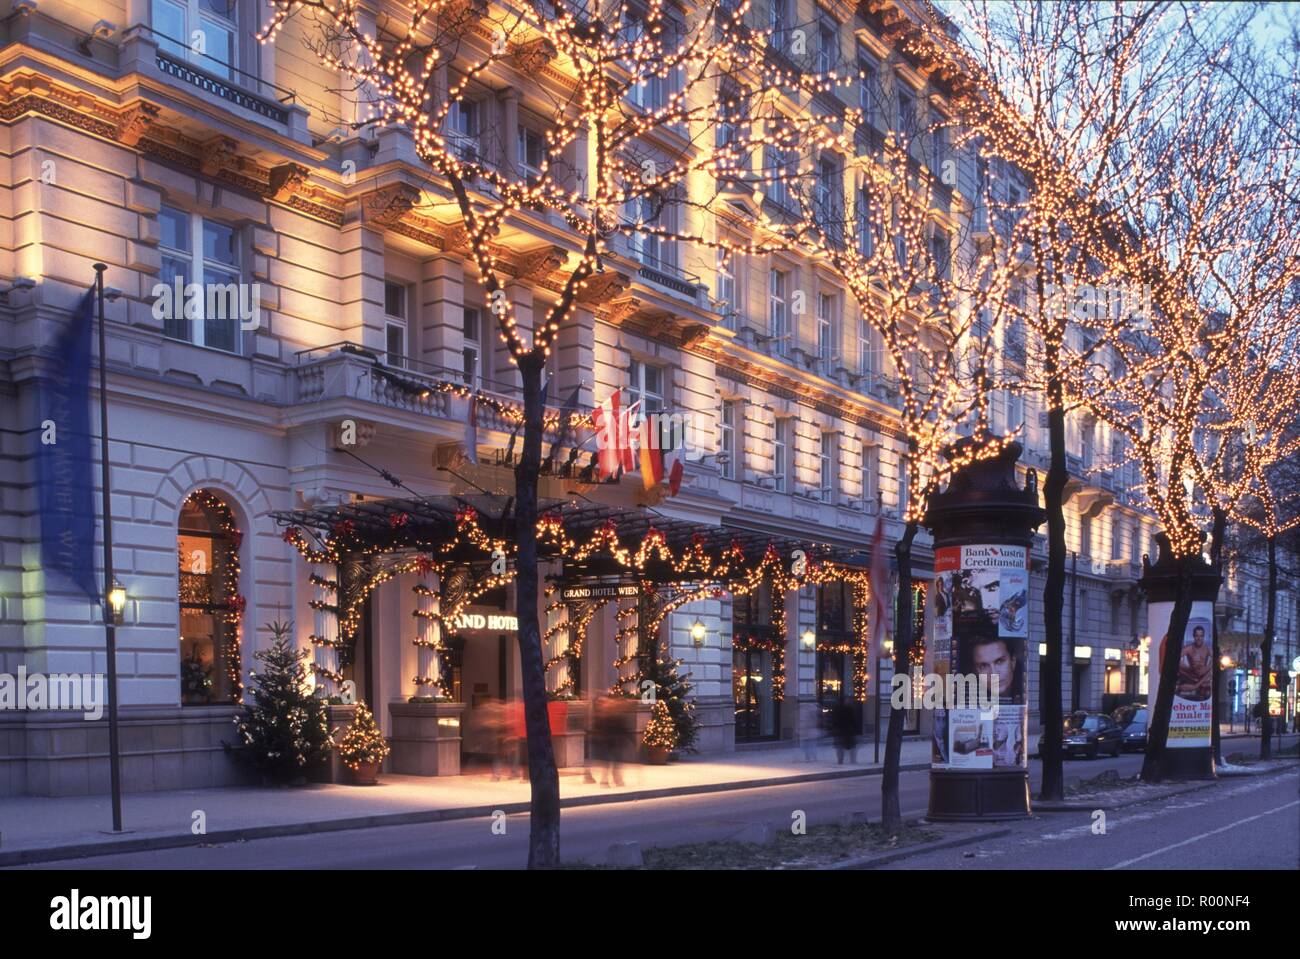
[932, 545, 1030, 774]
[924, 435, 1044, 821]
[1139, 533, 1219, 780]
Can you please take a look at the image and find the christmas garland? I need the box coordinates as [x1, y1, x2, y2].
[185, 489, 244, 701]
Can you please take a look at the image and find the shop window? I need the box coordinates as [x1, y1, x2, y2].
[178, 489, 242, 705]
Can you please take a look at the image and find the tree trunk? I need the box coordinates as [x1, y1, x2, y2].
[515, 354, 562, 867]
[881, 521, 918, 831]
[1141, 557, 1195, 783]
[1261, 534, 1276, 760]
[1209, 507, 1226, 766]
[1038, 363, 1068, 802]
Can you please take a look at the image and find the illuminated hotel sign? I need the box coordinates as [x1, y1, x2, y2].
[453, 613, 518, 632]
[560, 583, 639, 601]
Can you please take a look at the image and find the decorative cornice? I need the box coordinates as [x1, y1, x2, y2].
[360, 182, 421, 227]
[267, 162, 309, 203]
[576, 269, 633, 305]
[199, 134, 239, 177]
[116, 101, 160, 147]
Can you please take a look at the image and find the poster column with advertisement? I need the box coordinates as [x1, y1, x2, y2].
[923, 438, 1044, 821]
[1140, 534, 1219, 780]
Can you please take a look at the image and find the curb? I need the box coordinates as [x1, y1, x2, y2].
[0, 760, 931, 867]
[826, 826, 1012, 869]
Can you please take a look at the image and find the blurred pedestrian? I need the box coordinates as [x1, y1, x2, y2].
[591, 694, 625, 787]
[799, 699, 822, 761]
[832, 700, 858, 765]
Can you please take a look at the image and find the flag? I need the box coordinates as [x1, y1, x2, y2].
[620, 395, 640, 474]
[868, 512, 890, 652]
[591, 390, 622, 481]
[638, 414, 663, 489]
[542, 383, 583, 474]
[667, 450, 685, 496]
[38, 288, 99, 602]
[463, 393, 478, 464]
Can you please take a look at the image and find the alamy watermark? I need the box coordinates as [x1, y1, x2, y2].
[891, 670, 1000, 719]
[0, 667, 104, 720]
[151, 278, 261, 331]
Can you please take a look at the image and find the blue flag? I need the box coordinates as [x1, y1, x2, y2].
[38, 288, 99, 603]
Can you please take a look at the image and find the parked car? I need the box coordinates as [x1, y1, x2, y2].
[1116, 706, 1149, 752]
[1037, 712, 1123, 759]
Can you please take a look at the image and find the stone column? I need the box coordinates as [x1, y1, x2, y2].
[414, 572, 443, 698]
[310, 564, 340, 699]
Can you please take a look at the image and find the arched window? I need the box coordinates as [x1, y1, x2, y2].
[177, 489, 243, 705]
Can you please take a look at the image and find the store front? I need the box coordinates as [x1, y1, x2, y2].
[274, 494, 869, 770]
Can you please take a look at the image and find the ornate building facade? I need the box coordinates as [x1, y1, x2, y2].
[1, 0, 1292, 796]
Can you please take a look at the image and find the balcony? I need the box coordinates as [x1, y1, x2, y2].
[628, 248, 707, 302]
[289, 343, 569, 448]
[117, 25, 310, 142]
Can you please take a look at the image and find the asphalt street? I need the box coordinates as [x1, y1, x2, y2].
[14, 749, 1285, 871]
[876, 766, 1299, 871]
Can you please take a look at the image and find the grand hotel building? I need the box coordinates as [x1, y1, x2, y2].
[1, 0, 1294, 796]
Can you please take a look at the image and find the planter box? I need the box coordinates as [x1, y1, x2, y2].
[549, 699, 588, 769]
[311, 704, 357, 785]
[388, 701, 465, 776]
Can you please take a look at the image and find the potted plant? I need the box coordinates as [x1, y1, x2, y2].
[642, 700, 677, 765]
[336, 701, 391, 785]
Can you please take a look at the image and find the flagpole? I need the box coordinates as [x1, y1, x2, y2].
[94, 263, 123, 833]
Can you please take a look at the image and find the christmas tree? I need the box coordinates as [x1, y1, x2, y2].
[647, 655, 700, 754]
[642, 698, 677, 750]
[228, 620, 332, 781]
[336, 701, 390, 771]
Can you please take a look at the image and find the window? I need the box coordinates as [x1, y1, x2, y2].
[769, 268, 789, 348]
[384, 280, 408, 368]
[720, 399, 738, 480]
[859, 316, 880, 375]
[773, 417, 790, 492]
[716, 246, 739, 328]
[897, 452, 909, 517]
[1131, 523, 1141, 564]
[517, 125, 546, 179]
[897, 88, 916, 137]
[764, 145, 791, 209]
[1111, 516, 1123, 561]
[816, 291, 837, 361]
[462, 307, 481, 388]
[932, 123, 947, 175]
[447, 100, 480, 161]
[628, 358, 665, 413]
[1080, 513, 1092, 558]
[820, 431, 838, 500]
[178, 489, 240, 706]
[816, 156, 843, 242]
[158, 204, 242, 353]
[630, 70, 667, 112]
[856, 188, 876, 256]
[857, 50, 878, 126]
[817, 18, 837, 74]
[770, 0, 792, 48]
[930, 231, 950, 281]
[626, 194, 668, 266]
[862, 443, 879, 510]
[1006, 390, 1025, 434]
[152, 0, 238, 80]
[717, 82, 746, 170]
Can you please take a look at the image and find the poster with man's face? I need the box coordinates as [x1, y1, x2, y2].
[933, 545, 1030, 771]
[1149, 601, 1214, 748]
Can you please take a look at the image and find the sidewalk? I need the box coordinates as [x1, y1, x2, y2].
[0, 739, 933, 865]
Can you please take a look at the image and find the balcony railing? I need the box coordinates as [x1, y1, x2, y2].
[632, 249, 703, 297]
[141, 26, 296, 123]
